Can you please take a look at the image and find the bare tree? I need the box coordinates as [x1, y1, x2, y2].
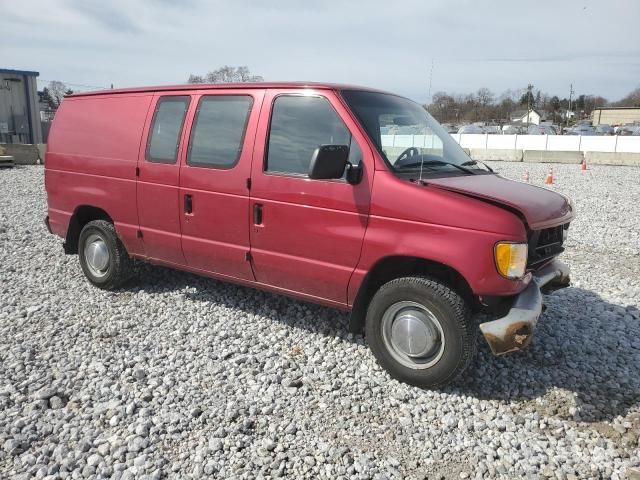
[425, 85, 618, 125]
[47, 81, 68, 107]
[612, 87, 640, 107]
[476, 88, 494, 108]
[236, 66, 261, 82]
[187, 74, 205, 84]
[187, 66, 263, 84]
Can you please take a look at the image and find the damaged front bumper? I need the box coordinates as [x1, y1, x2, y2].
[479, 259, 571, 355]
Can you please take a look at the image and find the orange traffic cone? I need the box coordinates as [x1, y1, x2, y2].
[581, 158, 587, 171]
[522, 171, 530, 183]
[544, 167, 554, 185]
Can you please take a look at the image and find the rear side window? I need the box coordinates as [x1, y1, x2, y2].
[266, 95, 352, 175]
[187, 96, 253, 168]
[146, 96, 190, 163]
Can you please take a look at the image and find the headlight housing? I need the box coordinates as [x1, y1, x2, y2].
[494, 242, 528, 279]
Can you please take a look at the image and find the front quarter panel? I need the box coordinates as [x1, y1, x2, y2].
[348, 171, 528, 303]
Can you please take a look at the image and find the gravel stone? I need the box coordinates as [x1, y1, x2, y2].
[127, 436, 146, 453]
[48, 395, 64, 409]
[0, 164, 639, 478]
[87, 453, 102, 467]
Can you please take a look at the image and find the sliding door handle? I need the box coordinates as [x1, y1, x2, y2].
[184, 194, 193, 214]
[253, 203, 263, 225]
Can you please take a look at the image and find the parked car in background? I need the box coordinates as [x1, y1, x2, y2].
[457, 124, 484, 134]
[616, 124, 640, 136]
[441, 123, 458, 134]
[567, 124, 596, 136]
[527, 125, 556, 135]
[45, 82, 574, 388]
[483, 125, 501, 134]
[594, 124, 614, 135]
[501, 124, 523, 135]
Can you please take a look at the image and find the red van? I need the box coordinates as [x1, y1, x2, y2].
[45, 83, 573, 387]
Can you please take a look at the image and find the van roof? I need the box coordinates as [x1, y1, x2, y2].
[67, 82, 387, 98]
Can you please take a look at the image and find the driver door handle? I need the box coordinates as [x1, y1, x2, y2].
[253, 204, 263, 225]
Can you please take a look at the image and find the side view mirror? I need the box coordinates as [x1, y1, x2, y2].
[308, 145, 363, 185]
[308, 145, 349, 180]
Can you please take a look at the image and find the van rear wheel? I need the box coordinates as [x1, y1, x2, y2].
[365, 276, 475, 388]
[78, 220, 133, 290]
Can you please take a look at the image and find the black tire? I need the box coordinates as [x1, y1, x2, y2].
[78, 220, 133, 290]
[365, 276, 476, 388]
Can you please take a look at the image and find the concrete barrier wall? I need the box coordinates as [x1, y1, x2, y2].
[379, 133, 640, 165]
[523, 150, 584, 164]
[580, 136, 616, 152]
[487, 135, 517, 149]
[459, 134, 487, 149]
[470, 149, 523, 162]
[2, 144, 41, 165]
[617, 136, 640, 153]
[454, 134, 640, 154]
[585, 152, 640, 166]
[515, 135, 548, 150]
[547, 136, 581, 151]
[37, 144, 46, 164]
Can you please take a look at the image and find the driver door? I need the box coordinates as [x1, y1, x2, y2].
[248, 89, 374, 305]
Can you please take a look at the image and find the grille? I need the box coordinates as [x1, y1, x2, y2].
[527, 223, 568, 268]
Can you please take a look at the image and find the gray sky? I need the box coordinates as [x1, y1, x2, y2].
[2, 0, 639, 103]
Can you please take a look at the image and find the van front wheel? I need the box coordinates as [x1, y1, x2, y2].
[78, 220, 133, 290]
[365, 276, 475, 388]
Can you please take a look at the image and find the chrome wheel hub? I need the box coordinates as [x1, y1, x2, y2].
[84, 233, 110, 278]
[381, 301, 445, 369]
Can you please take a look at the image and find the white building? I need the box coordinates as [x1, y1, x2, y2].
[510, 109, 542, 125]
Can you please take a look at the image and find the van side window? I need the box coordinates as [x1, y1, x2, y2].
[266, 95, 352, 176]
[187, 96, 253, 168]
[146, 96, 190, 163]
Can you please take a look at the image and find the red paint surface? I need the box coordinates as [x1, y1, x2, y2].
[426, 174, 574, 230]
[46, 83, 573, 309]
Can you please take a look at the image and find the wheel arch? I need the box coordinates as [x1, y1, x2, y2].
[349, 255, 476, 333]
[64, 205, 114, 254]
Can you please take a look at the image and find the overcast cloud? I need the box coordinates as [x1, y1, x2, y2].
[2, 0, 639, 102]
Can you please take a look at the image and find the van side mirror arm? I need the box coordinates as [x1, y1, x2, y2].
[345, 162, 363, 185]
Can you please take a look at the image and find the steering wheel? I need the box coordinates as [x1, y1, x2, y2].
[396, 147, 421, 165]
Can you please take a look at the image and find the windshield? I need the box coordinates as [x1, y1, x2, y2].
[341, 90, 492, 178]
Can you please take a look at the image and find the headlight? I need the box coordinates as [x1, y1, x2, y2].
[494, 242, 528, 279]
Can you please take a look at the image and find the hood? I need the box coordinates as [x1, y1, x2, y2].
[427, 174, 574, 230]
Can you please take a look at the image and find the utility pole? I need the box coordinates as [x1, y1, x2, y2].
[526, 83, 533, 130]
[566, 83, 574, 130]
[427, 59, 434, 105]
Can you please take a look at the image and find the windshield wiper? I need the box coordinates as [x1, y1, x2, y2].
[397, 159, 475, 175]
[462, 159, 494, 172]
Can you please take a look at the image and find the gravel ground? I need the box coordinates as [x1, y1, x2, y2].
[0, 163, 639, 479]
